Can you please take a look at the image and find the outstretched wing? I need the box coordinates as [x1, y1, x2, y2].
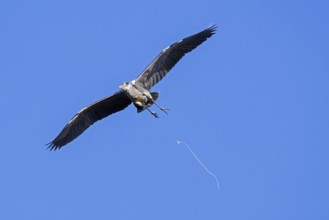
[136, 25, 216, 90]
[47, 90, 131, 150]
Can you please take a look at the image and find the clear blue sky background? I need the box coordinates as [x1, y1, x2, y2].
[1, 0, 328, 219]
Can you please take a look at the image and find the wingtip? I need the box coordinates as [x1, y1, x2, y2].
[45, 141, 61, 151]
[207, 24, 218, 34]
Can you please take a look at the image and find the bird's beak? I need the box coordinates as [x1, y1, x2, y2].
[119, 84, 126, 89]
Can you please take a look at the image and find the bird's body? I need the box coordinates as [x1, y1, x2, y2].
[48, 25, 216, 150]
[120, 80, 163, 117]
[120, 80, 152, 110]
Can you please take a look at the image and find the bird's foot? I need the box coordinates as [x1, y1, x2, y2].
[146, 108, 159, 118]
[160, 107, 169, 115]
[151, 111, 159, 118]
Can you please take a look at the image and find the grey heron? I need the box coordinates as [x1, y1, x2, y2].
[48, 25, 216, 150]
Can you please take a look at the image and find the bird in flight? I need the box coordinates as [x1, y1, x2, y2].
[48, 25, 216, 150]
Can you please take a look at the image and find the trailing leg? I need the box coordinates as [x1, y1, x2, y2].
[146, 108, 159, 118]
[153, 102, 169, 114]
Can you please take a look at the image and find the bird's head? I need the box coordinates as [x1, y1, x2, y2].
[119, 82, 129, 90]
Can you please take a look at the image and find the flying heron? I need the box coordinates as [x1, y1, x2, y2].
[48, 25, 216, 150]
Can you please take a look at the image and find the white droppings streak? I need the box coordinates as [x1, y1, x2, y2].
[177, 140, 220, 190]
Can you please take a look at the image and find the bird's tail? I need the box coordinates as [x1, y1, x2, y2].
[150, 92, 160, 102]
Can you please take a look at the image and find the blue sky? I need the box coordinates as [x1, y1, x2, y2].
[1, 0, 328, 219]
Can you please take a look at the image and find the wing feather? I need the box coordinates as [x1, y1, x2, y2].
[136, 25, 217, 90]
[47, 90, 131, 150]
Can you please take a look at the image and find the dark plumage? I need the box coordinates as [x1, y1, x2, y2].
[48, 25, 216, 150]
[136, 25, 216, 90]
